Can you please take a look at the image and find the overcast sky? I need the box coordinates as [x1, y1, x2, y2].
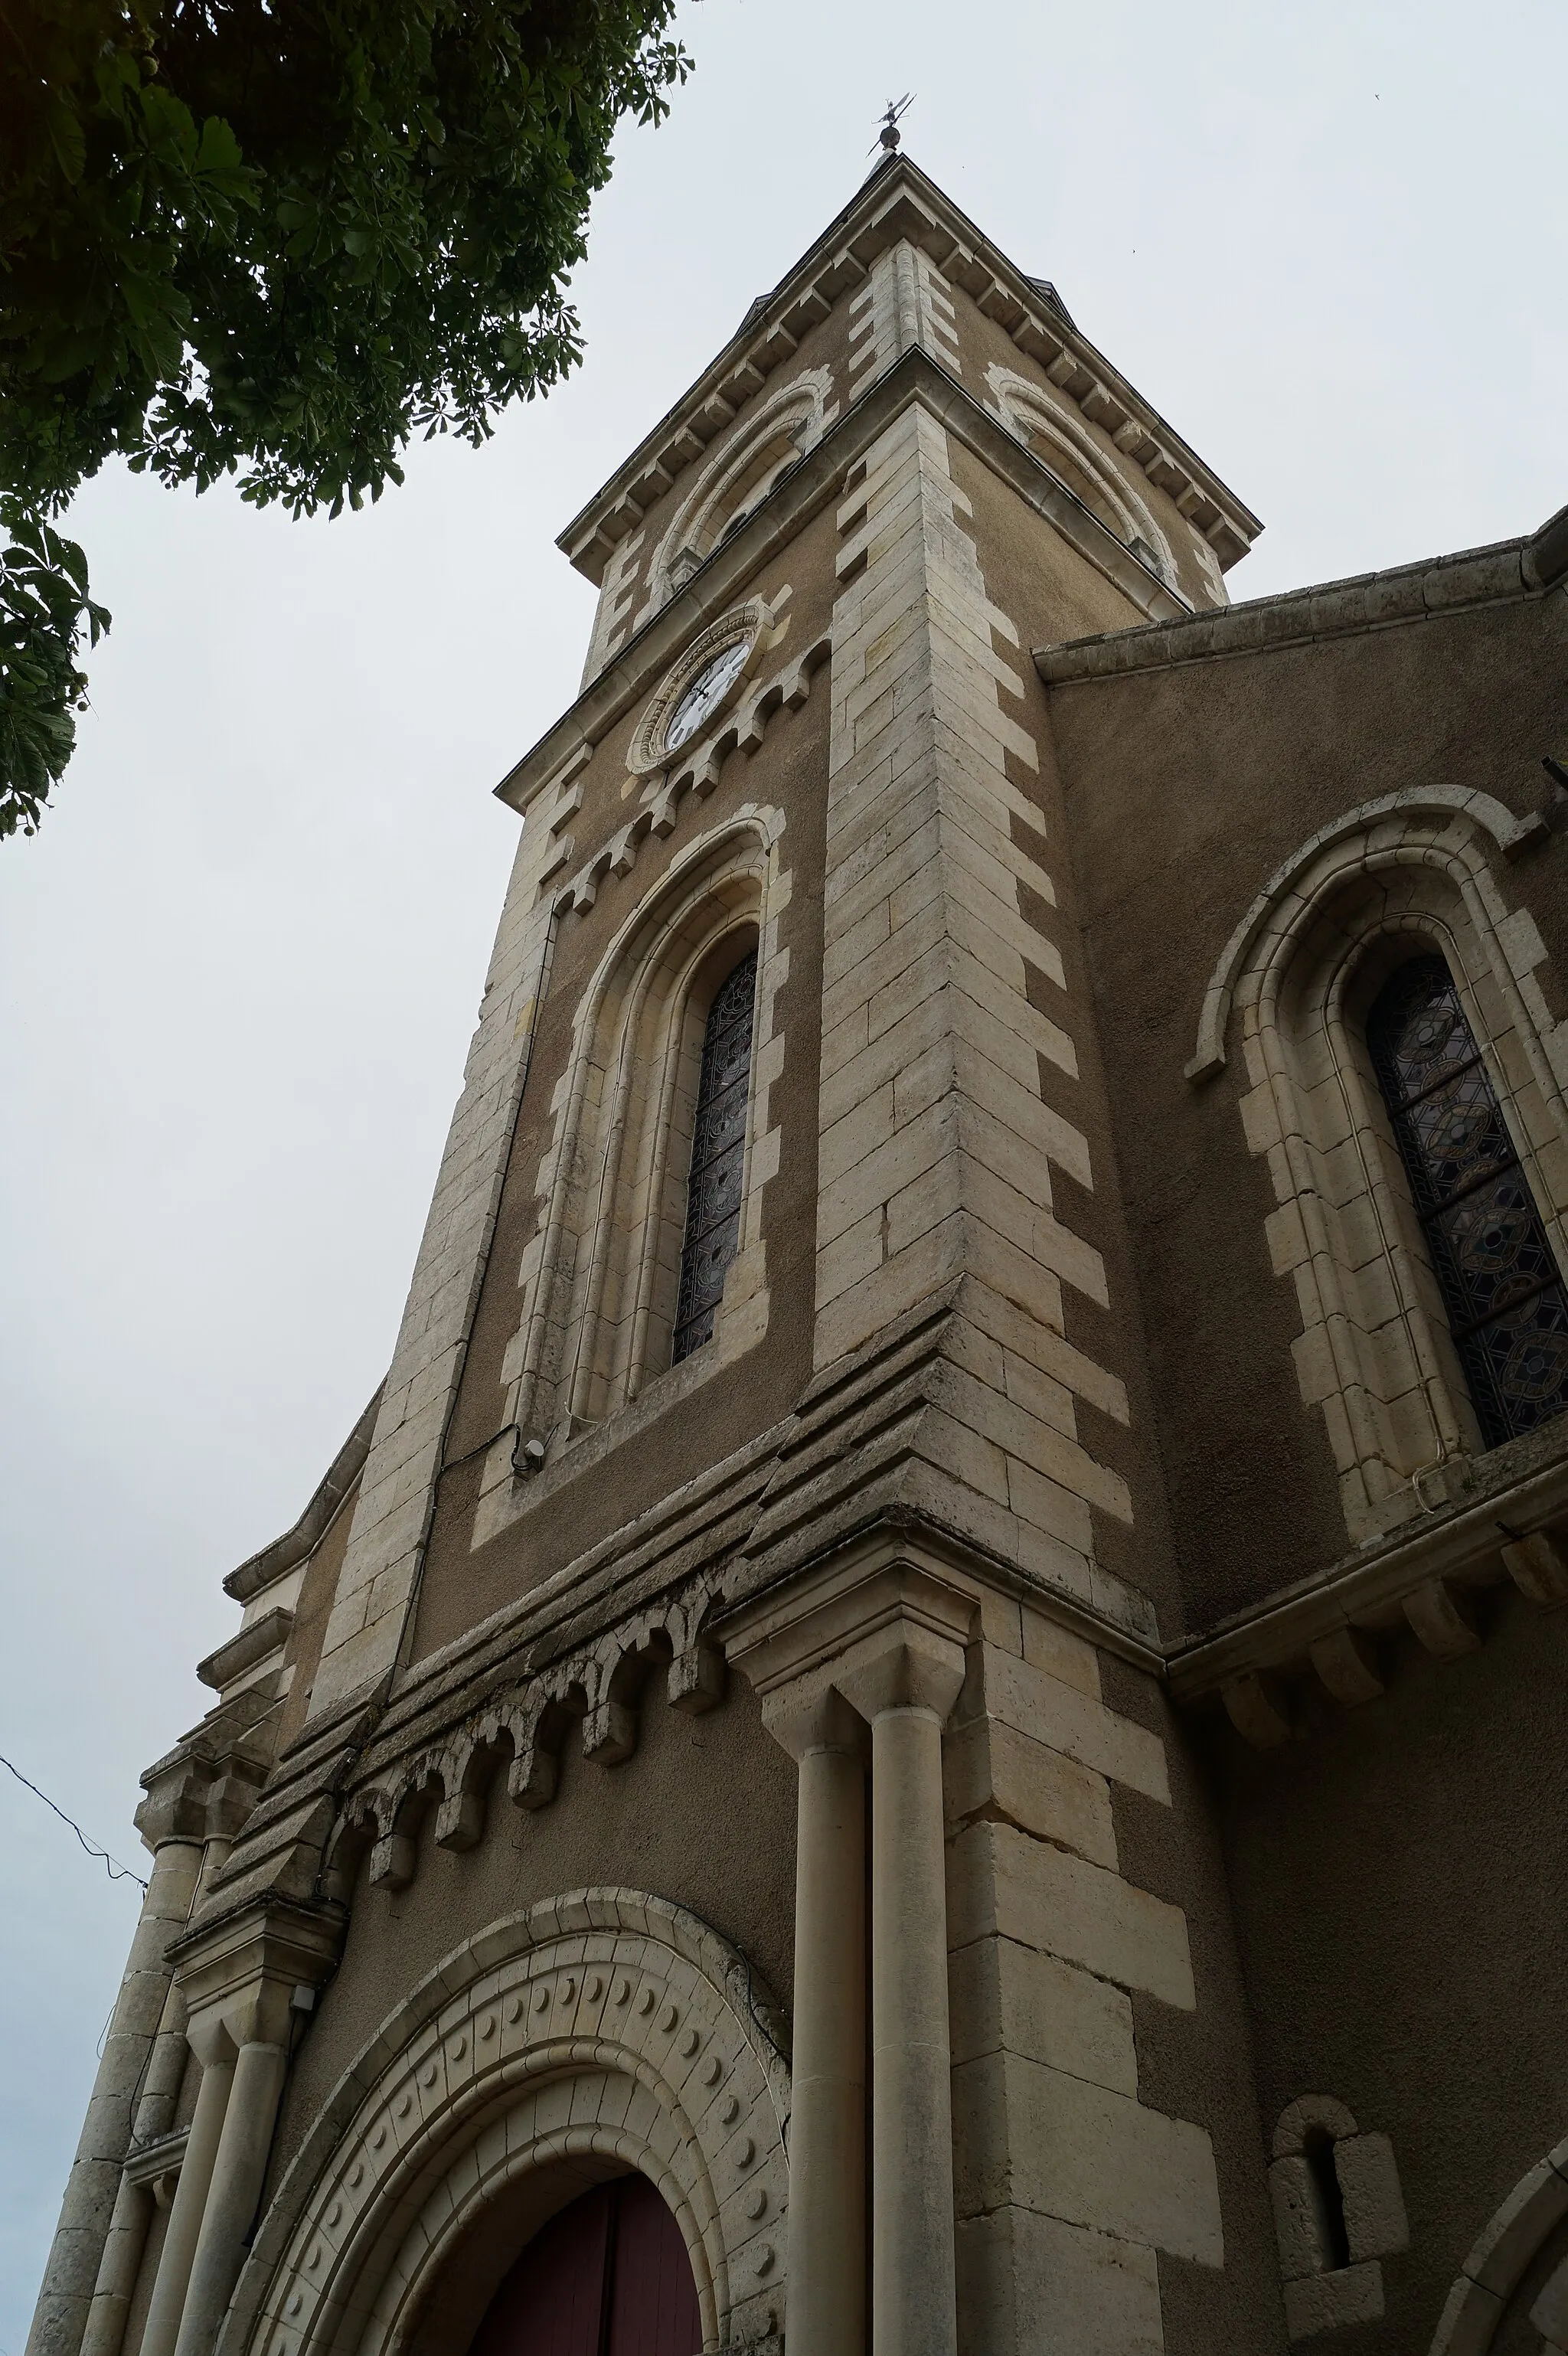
[4, 0, 1566, 2338]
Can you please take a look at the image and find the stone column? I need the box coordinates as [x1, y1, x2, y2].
[25, 1832, 204, 2356]
[78, 2180, 152, 2356]
[81, 1982, 197, 2356]
[773, 1691, 867, 2356]
[172, 2038, 290, 2356]
[722, 1550, 974, 2356]
[145, 1893, 341, 2356]
[136, 2042, 236, 2356]
[839, 1642, 966, 2356]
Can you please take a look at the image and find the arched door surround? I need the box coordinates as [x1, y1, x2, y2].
[1428, 2132, 1568, 2352]
[214, 1892, 789, 2356]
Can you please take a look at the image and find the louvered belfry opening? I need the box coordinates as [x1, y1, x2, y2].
[671, 948, 758, 1365]
[1367, 954, 1568, 1446]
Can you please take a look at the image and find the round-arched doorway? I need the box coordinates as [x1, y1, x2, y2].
[469, 2175, 702, 2356]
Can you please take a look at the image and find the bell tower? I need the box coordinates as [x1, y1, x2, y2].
[31, 149, 1289, 2356]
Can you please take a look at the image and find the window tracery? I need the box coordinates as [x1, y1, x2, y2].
[673, 949, 757, 1363]
[1367, 956, 1568, 1446]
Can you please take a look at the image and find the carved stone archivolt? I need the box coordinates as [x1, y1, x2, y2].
[220, 1892, 789, 2356]
[1426, 2129, 1568, 2354]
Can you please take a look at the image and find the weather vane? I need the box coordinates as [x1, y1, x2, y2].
[871, 95, 913, 156]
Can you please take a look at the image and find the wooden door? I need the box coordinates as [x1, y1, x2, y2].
[469, 2175, 701, 2356]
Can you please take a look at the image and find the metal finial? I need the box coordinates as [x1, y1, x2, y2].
[871, 95, 913, 156]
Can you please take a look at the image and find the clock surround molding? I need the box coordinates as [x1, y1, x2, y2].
[626, 601, 774, 779]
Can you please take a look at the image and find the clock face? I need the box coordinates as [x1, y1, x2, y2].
[665, 640, 750, 753]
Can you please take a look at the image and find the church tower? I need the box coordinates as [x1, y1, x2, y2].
[33, 144, 1568, 2356]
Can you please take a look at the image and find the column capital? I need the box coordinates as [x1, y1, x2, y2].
[134, 1746, 221, 1855]
[720, 1537, 975, 1747]
[760, 1682, 868, 1766]
[135, 1710, 276, 1857]
[170, 1893, 343, 2055]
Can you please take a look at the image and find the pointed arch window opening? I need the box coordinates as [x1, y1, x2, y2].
[1367, 954, 1568, 1448]
[671, 949, 758, 1365]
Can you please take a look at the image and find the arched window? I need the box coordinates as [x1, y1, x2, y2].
[672, 948, 757, 1364]
[1302, 2126, 1352, 2272]
[469, 2175, 701, 2356]
[1268, 2096, 1409, 2337]
[983, 364, 1182, 590]
[642, 368, 836, 618]
[1367, 956, 1568, 1447]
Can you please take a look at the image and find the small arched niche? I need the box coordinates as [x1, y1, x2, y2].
[1269, 2096, 1408, 2341]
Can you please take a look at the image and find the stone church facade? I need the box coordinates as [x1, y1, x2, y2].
[28, 152, 1568, 2356]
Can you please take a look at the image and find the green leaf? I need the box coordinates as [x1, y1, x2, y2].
[0, 0, 689, 833]
[46, 96, 88, 186]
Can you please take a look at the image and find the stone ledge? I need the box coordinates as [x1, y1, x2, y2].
[122, 2127, 188, 2192]
[224, 1387, 381, 1605]
[1168, 1416, 1568, 1734]
[198, 1607, 295, 1694]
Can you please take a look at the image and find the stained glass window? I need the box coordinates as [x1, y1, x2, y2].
[1367, 956, 1568, 1447]
[671, 949, 757, 1365]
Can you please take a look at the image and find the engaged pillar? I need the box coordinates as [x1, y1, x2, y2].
[840, 1639, 965, 2356]
[147, 1893, 341, 2356]
[769, 1690, 867, 2356]
[172, 2039, 290, 2356]
[24, 1830, 204, 2356]
[136, 2041, 236, 2356]
[723, 1550, 974, 2356]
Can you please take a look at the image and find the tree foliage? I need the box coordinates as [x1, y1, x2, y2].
[0, 0, 688, 836]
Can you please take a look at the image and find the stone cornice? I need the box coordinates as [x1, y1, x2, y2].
[498, 346, 1191, 820]
[1168, 1420, 1568, 1729]
[1035, 498, 1568, 688]
[556, 153, 1261, 587]
[122, 2126, 188, 2193]
[215, 1284, 1171, 1885]
[207, 1409, 1568, 1887]
[208, 1332, 1568, 1877]
[198, 1606, 295, 1695]
[168, 1888, 345, 2049]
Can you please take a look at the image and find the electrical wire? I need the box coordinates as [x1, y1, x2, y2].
[0, 1753, 148, 1890]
